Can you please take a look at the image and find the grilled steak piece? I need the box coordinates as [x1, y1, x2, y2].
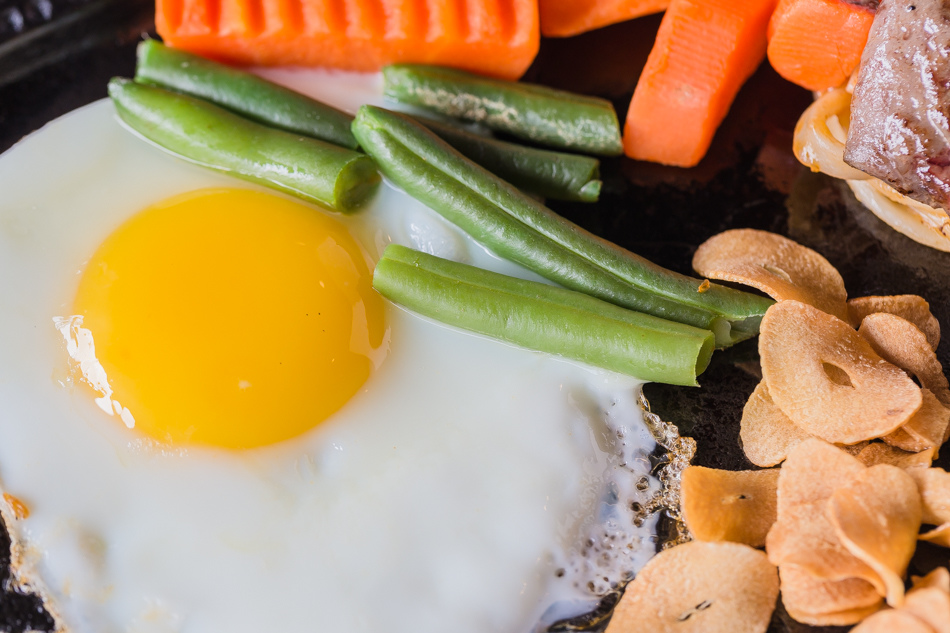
[844, 0, 950, 212]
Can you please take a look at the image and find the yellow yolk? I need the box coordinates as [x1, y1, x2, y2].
[72, 188, 387, 449]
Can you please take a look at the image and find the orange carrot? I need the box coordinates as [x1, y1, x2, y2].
[767, 0, 873, 91]
[155, 0, 539, 81]
[539, 0, 670, 38]
[623, 0, 777, 167]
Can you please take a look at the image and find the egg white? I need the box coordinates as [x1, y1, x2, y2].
[0, 70, 660, 633]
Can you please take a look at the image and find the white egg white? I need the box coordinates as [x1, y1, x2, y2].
[0, 70, 661, 633]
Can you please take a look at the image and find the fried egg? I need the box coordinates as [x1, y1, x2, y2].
[0, 70, 660, 632]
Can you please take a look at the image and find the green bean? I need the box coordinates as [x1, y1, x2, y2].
[135, 40, 358, 150]
[352, 105, 773, 346]
[383, 64, 623, 156]
[375, 245, 715, 387]
[109, 78, 379, 213]
[415, 116, 601, 202]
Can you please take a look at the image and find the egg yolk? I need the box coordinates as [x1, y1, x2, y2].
[71, 188, 387, 449]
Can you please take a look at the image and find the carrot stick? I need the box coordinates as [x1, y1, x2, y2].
[623, 0, 777, 167]
[539, 0, 670, 38]
[155, 0, 540, 81]
[767, 0, 873, 91]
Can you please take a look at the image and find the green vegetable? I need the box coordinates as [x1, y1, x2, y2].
[352, 105, 773, 346]
[383, 64, 623, 156]
[135, 40, 358, 150]
[109, 78, 379, 213]
[416, 116, 601, 202]
[374, 245, 715, 387]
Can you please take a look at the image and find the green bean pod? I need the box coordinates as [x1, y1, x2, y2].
[109, 78, 379, 213]
[352, 105, 773, 346]
[135, 40, 358, 150]
[375, 245, 715, 386]
[416, 117, 601, 202]
[383, 64, 623, 156]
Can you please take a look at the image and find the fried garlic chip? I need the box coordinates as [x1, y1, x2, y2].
[848, 295, 941, 352]
[907, 467, 950, 526]
[739, 381, 810, 467]
[919, 523, 950, 548]
[692, 229, 849, 321]
[840, 441, 872, 456]
[828, 465, 922, 607]
[859, 313, 950, 408]
[850, 610, 936, 633]
[779, 564, 883, 626]
[760, 301, 921, 445]
[851, 568, 950, 633]
[884, 390, 950, 455]
[911, 566, 949, 592]
[604, 541, 778, 633]
[766, 440, 878, 583]
[857, 443, 935, 470]
[681, 466, 779, 547]
[904, 568, 950, 633]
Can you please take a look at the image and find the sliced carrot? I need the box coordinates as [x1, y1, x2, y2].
[539, 0, 670, 38]
[623, 0, 777, 167]
[767, 0, 873, 91]
[155, 0, 539, 81]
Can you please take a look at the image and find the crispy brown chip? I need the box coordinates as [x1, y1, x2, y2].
[768, 504, 881, 583]
[779, 564, 883, 626]
[786, 604, 888, 628]
[848, 295, 941, 351]
[760, 301, 922, 445]
[919, 523, 950, 548]
[774, 439, 865, 510]
[692, 229, 849, 321]
[911, 566, 950, 593]
[907, 468, 950, 525]
[904, 568, 950, 633]
[840, 441, 872, 456]
[859, 313, 950, 408]
[884, 390, 950, 455]
[681, 466, 779, 548]
[850, 609, 936, 633]
[857, 443, 935, 470]
[739, 381, 811, 467]
[828, 464, 922, 606]
[604, 541, 778, 633]
[851, 568, 950, 633]
[766, 440, 879, 583]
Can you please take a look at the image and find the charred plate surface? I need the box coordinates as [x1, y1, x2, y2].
[0, 0, 153, 153]
[2, 7, 949, 633]
[844, 0, 950, 212]
[0, 519, 53, 633]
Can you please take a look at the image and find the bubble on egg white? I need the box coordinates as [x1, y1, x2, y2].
[0, 69, 666, 633]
